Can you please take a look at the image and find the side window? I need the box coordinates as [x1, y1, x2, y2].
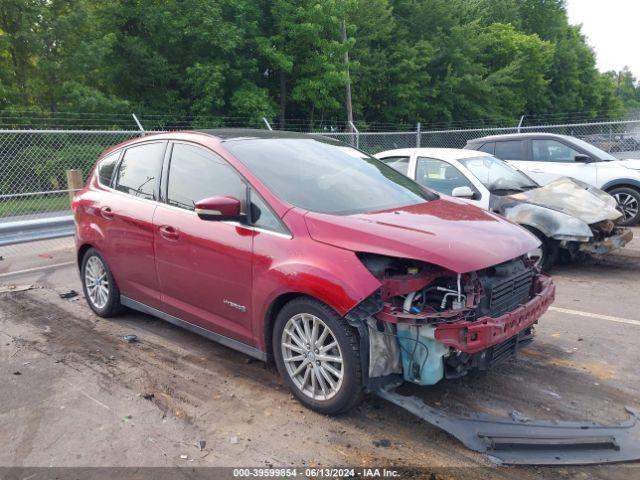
[532, 139, 581, 162]
[478, 142, 495, 154]
[378, 156, 410, 175]
[250, 190, 288, 234]
[494, 140, 526, 160]
[167, 143, 246, 211]
[97, 151, 120, 186]
[114, 143, 165, 200]
[415, 157, 474, 195]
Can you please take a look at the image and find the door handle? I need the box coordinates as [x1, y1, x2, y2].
[159, 225, 179, 241]
[100, 206, 114, 220]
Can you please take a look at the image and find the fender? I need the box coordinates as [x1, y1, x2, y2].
[252, 247, 382, 351]
[601, 178, 640, 192]
[499, 202, 593, 240]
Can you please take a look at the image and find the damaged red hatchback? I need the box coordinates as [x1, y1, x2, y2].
[73, 130, 555, 414]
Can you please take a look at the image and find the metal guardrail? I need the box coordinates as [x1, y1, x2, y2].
[0, 215, 75, 246]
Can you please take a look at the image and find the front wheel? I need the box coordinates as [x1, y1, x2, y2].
[610, 187, 640, 226]
[273, 297, 364, 415]
[524, 227, 559, 271]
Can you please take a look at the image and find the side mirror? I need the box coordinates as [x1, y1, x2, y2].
[574, 154, 593, 163]
[195, 196, 243, 221]
[451, 186, 475, 199]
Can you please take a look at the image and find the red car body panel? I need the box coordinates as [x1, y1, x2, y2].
[74, 131, 547, 356]
[304, 200, 539, 274]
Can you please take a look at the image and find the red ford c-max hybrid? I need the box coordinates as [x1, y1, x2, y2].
[73, 130, 555, 414]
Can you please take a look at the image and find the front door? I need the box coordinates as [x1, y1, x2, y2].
[528, 138, 598, 186]
[153, 142, 254, 344]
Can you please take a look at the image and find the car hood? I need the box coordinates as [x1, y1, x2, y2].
[501, 177, 621, 224]
[304, 199, 539, 274]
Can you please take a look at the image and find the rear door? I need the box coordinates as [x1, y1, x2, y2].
[528, 138, 597, 185]
[494, 139, 529, 173]
[103, 141, 167, 309]
[153, 142, 254, 343]
[377, 155, 412, 176]
[414, 157, 485, 207]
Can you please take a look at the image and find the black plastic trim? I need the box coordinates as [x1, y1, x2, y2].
[121, 296, 267, 361]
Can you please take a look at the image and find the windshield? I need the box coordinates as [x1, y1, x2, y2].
[459, 155, 539, 193]
[225, 139, 436, 215]
[566, 136, 617, 161]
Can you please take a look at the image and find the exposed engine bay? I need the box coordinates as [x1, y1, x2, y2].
[356, 254, 640, 466]
[357, 253, 555, 387]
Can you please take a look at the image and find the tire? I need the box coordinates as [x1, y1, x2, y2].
[80, 248, 125, 317]
[524, 227, 559, 272]
[273, 297, 364, 415]
[609, 187, 640, 226]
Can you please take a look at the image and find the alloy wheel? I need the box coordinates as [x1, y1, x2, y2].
[614, 192, 639, 223]
[281, 313, 344, 401]
[84, 255, 110, 309]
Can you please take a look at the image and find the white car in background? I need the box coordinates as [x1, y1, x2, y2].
[375, 148, 633, 270]
[464, 133, 640, 226]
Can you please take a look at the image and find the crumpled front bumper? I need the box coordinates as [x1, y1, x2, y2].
[579, 227, 633, 256]
[434, 274, 555, 354]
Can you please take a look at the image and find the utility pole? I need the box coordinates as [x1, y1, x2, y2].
[342, 20, 354, 135]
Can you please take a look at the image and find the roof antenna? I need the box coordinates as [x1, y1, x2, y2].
[262, 117, 273, 131]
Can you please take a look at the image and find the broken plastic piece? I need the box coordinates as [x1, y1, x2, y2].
[377, 388, 640, 465]
[59, 289, 78, 299]
[123, 334, 139, 343]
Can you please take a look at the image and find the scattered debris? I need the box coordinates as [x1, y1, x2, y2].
[230, 436, 239, 444]
[12, 371, 21, 376]
[510, 410, 531, 423]
[22, 362, 30, 366]
[195, 440, 206, 451]
[122, 415, 132, 422]
[123, 334, 139, 343]
[59, 290, 78, 299]
[373, 439, 391, 448]
[0, 284, 34, 294]
[141, 393, 155, 401]
[180, 454, 188, 460]
[0, 255, 4, 261]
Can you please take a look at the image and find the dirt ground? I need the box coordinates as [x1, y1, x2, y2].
[1, 231, 640, 479]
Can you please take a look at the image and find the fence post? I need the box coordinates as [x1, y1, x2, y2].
[416, 122, 421, 148]
[66, 169, 83, 205]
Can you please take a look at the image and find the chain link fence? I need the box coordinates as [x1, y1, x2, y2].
[322, 119, 640, 156]
[1, 119, 639, 259]
[0, 130, 142, 258]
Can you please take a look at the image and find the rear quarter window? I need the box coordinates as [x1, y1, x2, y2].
[97, 151, 120, 186]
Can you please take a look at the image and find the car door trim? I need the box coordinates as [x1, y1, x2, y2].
[121, 295, 267, 361]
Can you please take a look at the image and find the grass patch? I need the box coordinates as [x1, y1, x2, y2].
[0, 194, 71, 218]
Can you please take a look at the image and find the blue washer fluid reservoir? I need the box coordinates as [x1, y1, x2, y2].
[396, 323, 450, 385]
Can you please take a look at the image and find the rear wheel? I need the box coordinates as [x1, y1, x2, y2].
[524, 227, 559, 271]
[81, 248, 124, 317]
[273, 297, 363, 415]
[610, 187, 640, 226]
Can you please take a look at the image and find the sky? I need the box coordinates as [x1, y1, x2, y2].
[566, 0, 640, 78]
